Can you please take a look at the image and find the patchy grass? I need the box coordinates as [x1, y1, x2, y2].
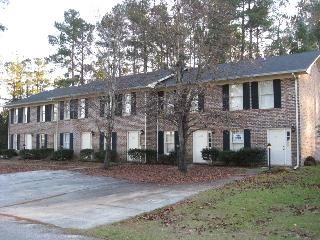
[85, 166, 320, 240]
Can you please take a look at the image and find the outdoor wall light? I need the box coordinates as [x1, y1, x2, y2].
[140, 129, 145, 135]
[291, 125, 296, 133]
[267, 143, 271, 171]
[91, 130, 95, 136]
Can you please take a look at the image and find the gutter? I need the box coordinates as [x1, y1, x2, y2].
[292, 73, 300, 169]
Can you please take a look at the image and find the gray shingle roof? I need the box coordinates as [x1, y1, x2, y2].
[161, 50, 320, 86]
[6, 51, 320, 107]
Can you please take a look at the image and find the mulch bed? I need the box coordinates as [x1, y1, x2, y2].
[0, 159, 245, 185]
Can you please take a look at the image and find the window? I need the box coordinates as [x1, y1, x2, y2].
[190, 95, 198, 112]
[79, 99, 86, 118]
[13, 134, 17, 149]
[259, 81, 274, 109]
[63, 133, 70, 149]
[24, 134, 32, 149]
[230, 130, 244, 151]
[229, 84, 243, 111]
[164, 131, 175, 155]
[64, 101, 70, 120]
[165, 92, 175, 113]
[41, 105, 46, 122]
[53, 103, 58, 121]
[23, 107, 28, 123]
[208, 132, 213, 149]
[40, 134, 46, 148]
[124, 93, 131, 115]
[14, 109, 18, 124]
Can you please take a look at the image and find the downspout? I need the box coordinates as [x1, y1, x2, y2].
[144, 92, 147, 162]
[7, 108, 10, 150]
[293, 73, 300, 169]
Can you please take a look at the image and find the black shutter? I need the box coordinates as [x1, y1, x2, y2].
[60, 133, 64, 149]
[100, 98, 105, 117]
[244, 129, 251, 148]
[85, 98, 89, 118]
[10, 135, 14, 149]
[158, 131, 164, 154]
[243, 83, 250, 110]
[70, 133, 73, 150]
[251, 82, 259, 109]
[222, 85, 229, 111]
[223, 130, 230, 151]
[131, 92, 136, 115]
[16, 134, 20, 150]
[198, 93, 205, 112]
[273, 79, 281, 108]
[10, 109, 14, 124]
[112, 132, 117, 152]
[45, 105, 52, 122]
[36, 134, 40, 149]
[158, 91, 164, 111]
[115, 94, 123, 116]
[174, 131, 180, 153]
[18, 108, 23, 123]
[37, 106, 40, 122]
[99, 132, 104, 150]
[27, 107, 30, 123]
[70, 99, 78, 119]
[44, 134, 48, 148]
[59, 101, 64, 120]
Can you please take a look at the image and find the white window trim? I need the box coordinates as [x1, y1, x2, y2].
[79, 99, 86, 119]
[13, 134, 17, 150]
[230, 130, 244, 151]
[53, 103, 58, 121]
[229, 84, 243, 111]
[190, 95, 199, 112]
[164, 131, 175, 155]
[64, 101, 70, 120]
[23, 107, 28, 123]
[208, 131, 213, 149]
[124, 93, 131, 115]
[14, 109, 18, 124]
[40, 133, 46, 148]
[24, 134, 32, 149]
[41, 105, 46, 122]
[63, 133, 70, 149]
[258, 81, 274, 109]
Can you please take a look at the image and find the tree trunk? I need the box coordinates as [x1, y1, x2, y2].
[177, 122, 187, 173]
[241, 0, 245, 60]
[104, 133, 112, 169]
[248, 1, 253, 59]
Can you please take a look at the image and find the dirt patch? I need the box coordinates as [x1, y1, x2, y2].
[0, 159, 244, 185]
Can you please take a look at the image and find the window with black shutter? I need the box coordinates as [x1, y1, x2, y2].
[44, 134, 48, 148]
[16, 134, 20, 150]
[223, 130, 230, 151]
[59, 133, 64, 149]
[131, 92, 136, 115]
[70, 133, 73, 150]
[158, 91, 164, 111]
[10, 109, 14, 124]
[18, 108, 23, 123]
[59, 101, 64, 120]
[36, 134, 40, 149]
[70, 99, 78, 119]
[222, 85, 229, 111]
[27, 107, 31, 123]
[273, 79, 281, 108]
[158, 131, 164, 154]
[243, 83, 250, 110]
[112, 132, 117, 152]
[99, 132, 104, 150]
[198, 93, 205, 112]
[10, 135, 14, 149]
[174, 131, 179, 153]
[45, 105, 52, 122]
[251, 82, 259, 109]
[85, 98, 89, 118]
[115, 94, 123, 116]
[244, 129, 251, 148]
[37, 106, 41, 122]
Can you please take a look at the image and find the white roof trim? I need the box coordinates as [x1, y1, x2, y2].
[306, 54, 320, 74]
[147, 74, 174, 88]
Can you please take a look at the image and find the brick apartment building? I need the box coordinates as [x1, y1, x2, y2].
[6, 51, 320, 167]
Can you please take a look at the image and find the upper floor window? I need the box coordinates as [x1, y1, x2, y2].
[229, 84, 243, 111]
[41, 105, 46, 122]
[64, 101, 70, 120]
[14, 109, 18, 124]
[258, 81, 274, 109]
[124, 93, 131, 115]
[79, 99, 86, 119]
[53, 103, 58, 121]
[23, 107, 29, 123]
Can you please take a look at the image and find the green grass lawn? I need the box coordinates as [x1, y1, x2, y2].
[84, 166, 320, 240]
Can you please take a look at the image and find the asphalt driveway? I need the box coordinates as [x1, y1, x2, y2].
[0, 170, 243, 236]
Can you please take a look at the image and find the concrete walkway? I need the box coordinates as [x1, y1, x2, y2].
[0, 170, 246, 230]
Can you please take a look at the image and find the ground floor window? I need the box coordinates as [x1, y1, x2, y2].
[230, 130, 244, 151]
[164, 131, 175, 155]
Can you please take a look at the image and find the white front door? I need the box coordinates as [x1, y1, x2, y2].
[81, 132, 92, 149]
[24, 134, 32, 149]
[267, 129, 292, 166]
[193, 130, 210, 163]
[127, 131, 140, 161]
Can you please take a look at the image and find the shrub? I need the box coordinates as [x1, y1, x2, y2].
[127, 148, 157, 163]
[51, 149, 74, 161]
[158, 152, 177, 165]
[19, 148, 54, 160]
[304, 156, 316, 166]
[80, 149, 94, 161]
[94, 150, 118, 163]
[201, 148, 220, 164]
[0, 149, 17, 159]
[217, 148, 266, 167]
[218, 150, 237, 166]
